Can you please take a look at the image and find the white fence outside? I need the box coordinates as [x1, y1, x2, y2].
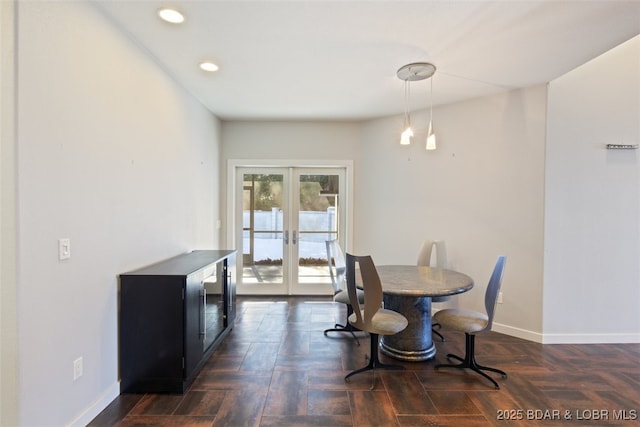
[243, 208, 336, 260]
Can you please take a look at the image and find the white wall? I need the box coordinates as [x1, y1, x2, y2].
[221, 121, 363, 162]
[16, 2, 221, 425]
[358, 87, 547, 339]
[544, 35, 640, 343]
[1, 0, 19, 425]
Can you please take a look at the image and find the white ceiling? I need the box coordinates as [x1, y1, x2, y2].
[95, 1, 640, 121]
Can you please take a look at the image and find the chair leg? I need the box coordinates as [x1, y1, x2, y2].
[344, 333, 404, 388]
[324, 304, 360, 345]
[432, 322, 445, 342]
[434, 333, 507, 389]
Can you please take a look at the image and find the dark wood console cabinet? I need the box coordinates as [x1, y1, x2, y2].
[119, 250, 236, 393]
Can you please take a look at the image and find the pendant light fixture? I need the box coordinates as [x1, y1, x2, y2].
[396, 62, 437, 150]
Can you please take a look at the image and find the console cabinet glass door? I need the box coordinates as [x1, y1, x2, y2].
[185, 272, 204, 379]
[236, 167, 346, 295]
[202, 263, 224, 351]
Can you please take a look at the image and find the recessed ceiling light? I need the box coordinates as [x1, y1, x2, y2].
[157, 8, 184, 24]
[199, 62, 219, 72]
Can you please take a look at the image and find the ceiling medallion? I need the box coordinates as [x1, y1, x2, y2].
[396, 62, 436, 82]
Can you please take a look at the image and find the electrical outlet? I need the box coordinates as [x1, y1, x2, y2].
[498, 292, 504, 304]
[73, 357, 83, 380]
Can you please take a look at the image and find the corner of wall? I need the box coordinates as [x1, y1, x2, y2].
[1, 0, 20, 425]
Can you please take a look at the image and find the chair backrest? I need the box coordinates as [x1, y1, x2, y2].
[326, 240, 346, 293]
[416, 240, 447, 268]
[345, 253, 383, 330]
[484, 256, 507, 331]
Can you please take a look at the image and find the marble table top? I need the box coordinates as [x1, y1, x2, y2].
[376, 265, 474, 297]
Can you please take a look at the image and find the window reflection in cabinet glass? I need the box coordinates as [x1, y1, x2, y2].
[203, 266, 224, 350]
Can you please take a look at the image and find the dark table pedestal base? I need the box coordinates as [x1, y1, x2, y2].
[380, 295, 436, 361]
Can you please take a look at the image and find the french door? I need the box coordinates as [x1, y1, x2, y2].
[234, 167, 347, 295]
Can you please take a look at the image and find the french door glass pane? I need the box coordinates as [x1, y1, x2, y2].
[297, 174, 339, 285]
[242, 173, 284, 285]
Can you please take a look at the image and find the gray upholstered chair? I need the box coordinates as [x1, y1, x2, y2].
[323, 240, 364, 345]
[344, 253, 408, 389]
[417, 239, 448, 341]
[433, 256, 507, 389]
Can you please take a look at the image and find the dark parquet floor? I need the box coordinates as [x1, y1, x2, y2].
[90, 296, 640, 426]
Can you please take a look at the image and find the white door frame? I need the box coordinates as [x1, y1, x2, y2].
[226, 159, 354, 295]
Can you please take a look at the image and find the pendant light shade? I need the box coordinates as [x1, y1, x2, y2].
[401, 127, 413, 145]
[396, 62, 437, 150]
[426, 122, 436, 150]
[400, 79, 413, 145]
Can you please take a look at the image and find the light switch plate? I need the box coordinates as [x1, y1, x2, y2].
[59, 238, 71, 260]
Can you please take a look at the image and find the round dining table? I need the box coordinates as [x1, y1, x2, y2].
[375, 265, 474, 361]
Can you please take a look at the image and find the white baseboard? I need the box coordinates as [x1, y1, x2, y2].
[540, 333, 640, 344]
[492, 322, 640, 344]
[68, 381, 120, 427]
[492, 322, 544, 343]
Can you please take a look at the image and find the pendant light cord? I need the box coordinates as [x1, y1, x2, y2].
[404, 79, 411, 128]
[429, 76, 433, 125]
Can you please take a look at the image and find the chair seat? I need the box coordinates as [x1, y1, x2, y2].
[349, 309, 408, 336]
[334, 288, 364, 305]
[433, 308, 488, 334]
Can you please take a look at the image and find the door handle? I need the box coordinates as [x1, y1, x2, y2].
[284, 230, 289, 245]
[292, 230, 297, 245]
